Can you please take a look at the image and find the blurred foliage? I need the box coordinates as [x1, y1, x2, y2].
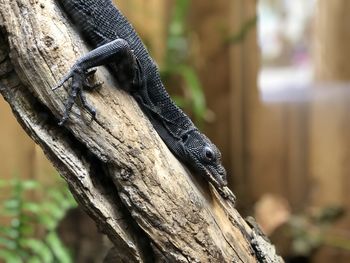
[161, 0, 207, 127]
[226, 15, 257, 45]
[161, 1, 257, 126]
[286, 206, 347, 257]
[0, 178, 77, 263]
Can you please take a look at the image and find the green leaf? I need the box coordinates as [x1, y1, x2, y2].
[165, 0, 190, 65]
[4, 199, 20, 211]
[0, 226, 19, 239]
[12, 179, 23, 192]
[21, 181, 39, 190]
[61, 191, 77, 209]
[169, 0, 190, 36]
[48, 189, 74, 210]
[0, 179, 9, 188]
[11, 218, 20, 228]
[41, 201, 65, 221]
[19, 214, 34, 224]
[47, 189, 66, 204]
[37, 214, 56, 230]
[22, 202, 40, 214]
[177, 65, 206, 125]
[17, 220, 35, 238]
[0, 209, 19, 217]
[172, 96, 188, 108]
[46, 232, 72, 263]
[0, 250, 23, 263]
[19, 224, 34, 236]
[0, 178, 74, 262]
[20, 239, 53, 263]
[0, 237, 17, 249]
[226, 16, 257, 45]
[27, 256, 41, 263]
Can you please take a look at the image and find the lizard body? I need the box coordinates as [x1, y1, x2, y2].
[55, 0, 228, 189]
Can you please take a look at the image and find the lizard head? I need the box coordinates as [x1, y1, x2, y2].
[182, 130, 227, 188]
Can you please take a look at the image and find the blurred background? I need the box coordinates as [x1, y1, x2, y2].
[1, 0, 350, 262]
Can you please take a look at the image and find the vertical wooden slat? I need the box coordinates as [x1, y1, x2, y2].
[116, 0, 167, 63]
[1, 95, 58, 183]
[245, 102, 289, 205]
[229, 0, 295, 208]
[310, 1, 350, 262]
[231, 2, 310, 211]
[284, 103, 309, 210]
[189, 0, 233, 193]
[228, 0, 245, 195]
[287, 110, 308, 200]
[309, 94, 350, 206]
[238, 0, 267, 207]
[32, 145, 58, 183]
[310, 0, 350, 207]
[189, 0, 266, 209]
[313, 0, 350, 81]
[0, 96, 36, 180]
[228, 0, 270, 207]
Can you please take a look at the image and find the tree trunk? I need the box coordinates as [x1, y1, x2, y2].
[0, 0, 282, 262]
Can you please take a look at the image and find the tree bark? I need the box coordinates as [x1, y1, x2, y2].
[0, 0, 282, 262]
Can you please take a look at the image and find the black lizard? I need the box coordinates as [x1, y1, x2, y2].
[54, 0, 229, 192]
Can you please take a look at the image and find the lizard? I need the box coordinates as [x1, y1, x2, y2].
[54, 0, 232, 196]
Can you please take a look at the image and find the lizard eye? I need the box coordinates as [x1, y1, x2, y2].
[203, 146, 215, 162]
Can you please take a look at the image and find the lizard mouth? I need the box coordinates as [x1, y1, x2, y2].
[204, 166, 227, 188]
[186, 152, 227, 188]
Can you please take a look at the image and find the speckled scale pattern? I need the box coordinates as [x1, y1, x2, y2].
[58, 0, 228, 189]
[59, 0, 194, 136]
[73, 39, 131, 70]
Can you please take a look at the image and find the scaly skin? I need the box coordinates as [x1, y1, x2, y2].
[55, 0, 229, 191]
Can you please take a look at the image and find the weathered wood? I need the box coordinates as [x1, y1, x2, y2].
[0, 0, 282, 262]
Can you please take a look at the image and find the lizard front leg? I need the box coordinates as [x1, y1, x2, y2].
[53, 38, 139, 125]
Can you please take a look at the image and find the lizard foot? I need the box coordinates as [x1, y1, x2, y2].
[83, 68, 104, 91]
[54, 67, 98, 126]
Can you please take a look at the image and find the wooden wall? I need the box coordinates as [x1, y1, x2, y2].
[115, 0, 168, 63]
[0, 96, 56, 182]
[189, 0, 350, 215]
[310, 0, 350, 208]
[311, 1, 350, 261]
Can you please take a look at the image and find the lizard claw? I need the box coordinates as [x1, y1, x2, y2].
[52, 70, 74, 91]
[54, 67, 99, 125]
[86, 68, 97, 77]
[83, 80, 104, 91]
